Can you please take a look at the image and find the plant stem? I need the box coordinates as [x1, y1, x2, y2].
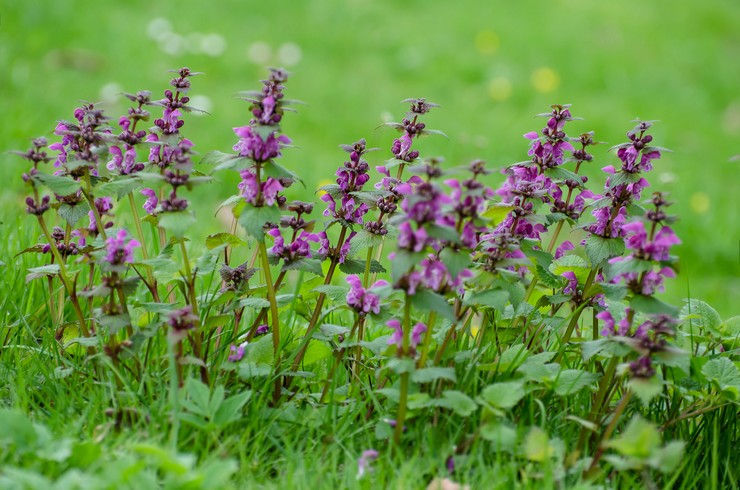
[37, 215, 90, 339]
[393, 297, 412, 444]
[128, 193, 157, 290]
[586, 389, 633, 477]
[416, 311, 437, 368]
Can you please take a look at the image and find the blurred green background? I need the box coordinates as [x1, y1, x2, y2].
[1, 0, 738, 316]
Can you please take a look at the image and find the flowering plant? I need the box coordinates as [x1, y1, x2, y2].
[10, 67, 739, 488]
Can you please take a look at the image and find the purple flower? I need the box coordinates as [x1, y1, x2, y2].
[357, 449, 379, 479]
[228, 344, 246, 362]
[141, 188, 158, 214]
[411, 322, 427, 348]
[256, 324, 270, 336]
[561, 271, 579, 296]
[387, 319, 403, 348]
[167, 305, 198, 343]
[345, 275, 387, 316]
[339, 231, 355, 263]
[103, 228, 140, 269]
[554, 241, 575, 259]
[233, 126, 291, 163]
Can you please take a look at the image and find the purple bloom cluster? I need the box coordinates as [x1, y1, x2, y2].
[50, 103, 110, 179]
[357, 449, 379, 479]
[345, 275, 388, 316]
[166, 305, 199, 343]
[42, 226, 83, 258]
[268, 227, 319, 262]
[387, 319, 427, 354]
[586, 121, 661, 239]
[102, 228, 140, 270]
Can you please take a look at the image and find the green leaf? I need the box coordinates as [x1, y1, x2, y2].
[544, 166, 584, 185]
[97, 176, 142, 199]
[480, 422, 517, 452]
[32, 173, 81, 195]
[584, 235, 625, 267]
[464, 288, 509, 311]
[0, 409, 40, 451]
[524, 427, 555, 462]
[605, 416, 661, 459]
[26, 264, 60, 282]
[263, 160, 303, 186]
[205, 232, 246, 250]
[390, 249, 422, 282]
[605, 257, 654, 279]
[482, 203, 516, 224]
[434, 390, 477, 417]
[284, 257, 324, 276]
[302, 340, 332, 365]
[238, 297, 271, 309]
[702, 357, 740, 398]
[439, 248, 471, 278]
[339, 258, 386, 275]
[481, 380, 526, 409]
[681, 299, 723, 336]
[647, 440, 685, 473]
[57, 202, 90, 227]
[411, 289, 455, 321]
[411, 367, 457, 384]
[498, 343, 529, 372]
[553, 369, 599, 396]
[549, 255, 591, 284]
[245, 333, 274, 366]
[238, 205, 281, 239]
[630, 294, 679, 316]
[349, 229, 385, 255]
[312, 285, 350, 302]
[158, 211, 197, 239]
[628, 375, 665, 405]
[213, 390, 252, 426]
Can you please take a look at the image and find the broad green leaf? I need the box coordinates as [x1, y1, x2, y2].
[312, 285, 350, 302]
[702, 357, 740, 398]
[238, 297, 271, 309]
[482, 203, 516, 224]
[630, 294, 679, 316]
[628, 375, 665, 405]
[158, 211, 197, 239]
[284, 257, 324, 276]
[57, 202, 90, 227]
[205, 232, 246, 249]
[390, 249, 423, 282]
[481, 380, 526, 409]
[26, 264, 60, 282]
[647, 440, 685, 473]
[238, 205, 281, 239]
[439, 247, 471, 278]
[584, 235, 625, 267]
[434, 390, 477, 417]
[245, 333, 274, 366]
[97, 176, 142, 199]
[339, 258, 385, 275]
[464, 288, 508, 311]
[411, 367, 457, 384]
[524, 427, 555, 462]
[303, 340, 332, 365]
[480, 422, 517, 452]
[213, 390, 252, 426]
[32, 173, 81, 195]
[411, 289, 455, 321]
[681, 299, 723, 336]
[605, 416, 661, 459]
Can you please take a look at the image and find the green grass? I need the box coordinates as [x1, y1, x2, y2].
[1, 1, 740, 488]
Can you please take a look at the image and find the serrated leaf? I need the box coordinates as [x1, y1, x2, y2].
[213, 390, 252, 426]
[411, 367, 457, 384]
[681, 299, 722, 336]
[32, 173, 81, 195]
[302, 340, 332, 365]
[411, 289, 455, 321]
[605, 416, 661, 459]
[283, 257, 324, 276]
[482, 203, 515, 224]
[628, 375, 664, 405]
[584, 235, 625, 267]
[702, 357, 740, 398]
[57, 202, 90, 227]
[630, 294, 679, 316]
[440, 247, 471, 278]
[97, 176, 143, 199]
[481, 380, 526, 409]
[464, 288, 509, 311]
[238, 297, 271, 309]
[158, 211, 197, 239]
[263, 160, 303, 186]
[312, 285, 349, 302]
[238, 205, 281, 239]
[434, 390, 477, 417]
[205, 232, 246, 250]
[26, 264, 60, 282]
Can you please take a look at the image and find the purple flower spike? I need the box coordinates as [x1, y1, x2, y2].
[103, 229, 140, 270]
[387, 319, 403, 348]
[411, 322, 427, 348]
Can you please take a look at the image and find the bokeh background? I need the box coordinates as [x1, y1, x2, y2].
[1, 0, 738, 316]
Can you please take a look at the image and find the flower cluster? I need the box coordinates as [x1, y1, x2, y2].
[345, 275, 387, 316]
[101, 229, 140, 271]
[387, 318, 427, 354]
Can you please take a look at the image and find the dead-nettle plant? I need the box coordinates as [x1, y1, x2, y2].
[16, 66, 732, 480]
